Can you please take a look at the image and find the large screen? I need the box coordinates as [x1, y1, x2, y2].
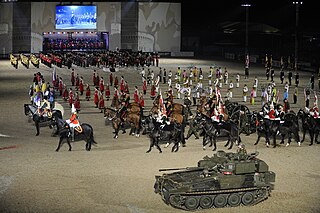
[56, 5, 96, 30]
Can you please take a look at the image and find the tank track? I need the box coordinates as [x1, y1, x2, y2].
[166, 186, 271, 211]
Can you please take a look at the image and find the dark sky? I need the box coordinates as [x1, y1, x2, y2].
[181, 0, 320, 34]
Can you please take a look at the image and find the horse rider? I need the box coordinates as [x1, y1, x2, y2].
[66, 104, 80, 141]
[118, 94, 130, 127]
[38, 96, 51, 117]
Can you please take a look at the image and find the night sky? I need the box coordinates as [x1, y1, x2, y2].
[181, 0, 319, 34]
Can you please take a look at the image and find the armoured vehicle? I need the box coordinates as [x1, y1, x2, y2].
[154, 149, 275, 210]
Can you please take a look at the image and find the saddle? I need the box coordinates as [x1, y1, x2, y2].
[74, 126, 83, 133]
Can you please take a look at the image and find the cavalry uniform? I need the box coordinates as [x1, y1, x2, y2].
[66, 105, 80, 141]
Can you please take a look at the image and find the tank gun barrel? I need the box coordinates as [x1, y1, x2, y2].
[159, 167, 203, 172]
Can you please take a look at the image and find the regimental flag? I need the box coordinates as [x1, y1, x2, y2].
[245, 54, 249, 68]
[265, 54, 268, 68]
[158, 89, 166, 116]
[52, 66, 57, 84]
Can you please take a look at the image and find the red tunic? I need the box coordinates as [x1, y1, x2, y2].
[140, 97, 145, 108]
[59, 80, 63, 93]
[124, 84, 129, 94]
[99, 96, 105, 109]
[134, 90, 139, 103]
[62, 87, 68, 100]
[75, 76, 79, 87]
[120, 80, 125, 92]
[268, 109, 276, 119]
[68, 91, 73, 105]
[114, 77, 119, 88]
[109, 73, 113, 85]
[142, 80, 147, 92]
[105, 86, 110, 98]
[79, 80, 84, 93]
[94, 90, 99, 105]
[99, 79, 105, 92]
[74, 96, 80, 110]
[150, 85, 156, 97]
[86, 86, 91, 98]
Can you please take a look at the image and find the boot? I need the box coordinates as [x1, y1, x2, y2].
[71, 127, 75, 141]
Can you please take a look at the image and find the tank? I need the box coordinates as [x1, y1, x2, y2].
[154, 149, 276, 210]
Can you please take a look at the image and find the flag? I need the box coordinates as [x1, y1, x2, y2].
[245, 54, 249, 68]
[158, 89, 166, 116]
[265, 54, 268, 68]
[52, 66, 57, 84]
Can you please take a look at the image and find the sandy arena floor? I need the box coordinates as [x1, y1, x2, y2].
[0, 58, 319, 213]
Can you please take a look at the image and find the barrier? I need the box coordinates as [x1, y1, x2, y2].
[10, 53, 18, 69]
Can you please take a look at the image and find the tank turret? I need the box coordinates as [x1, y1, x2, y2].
[154, 150, 275, 210]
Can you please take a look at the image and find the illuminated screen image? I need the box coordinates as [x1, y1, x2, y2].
[56, 5, 97, 30]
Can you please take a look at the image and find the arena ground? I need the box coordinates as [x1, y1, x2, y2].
[0, 58, 319, 213]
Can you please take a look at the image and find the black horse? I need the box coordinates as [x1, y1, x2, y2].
[297, 109, 320, 145]
[51, 117, 97, 151]
[254, 113, 271, 146]
[194, 114, 218, 150]
[255, 112, 300, 148]
[194, 113, 241, 150]
[24, 103, 63, 136]
[142, 116, 183, 153]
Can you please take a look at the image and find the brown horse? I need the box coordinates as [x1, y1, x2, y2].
[127, 102, 141, 114]
[104, 107, 141, 138]
[153, 94, 185, 114]
[111, 96, 120, 109]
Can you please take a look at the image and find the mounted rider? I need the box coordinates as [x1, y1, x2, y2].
[38, 95, 51, 117]
[118, 93, 130, 125]
[66, 104, 80, 141]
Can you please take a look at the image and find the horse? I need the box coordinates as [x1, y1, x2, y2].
[194, 112, 241, 150]
[152, 94, 185, 114]
[24, 103, 63, 136]
[111, 96, 120, 109]
[254, 113, 272, 146]
[146, 118, 183, 153]
[255, 113, 300, 148]
[297, 109, 320, 145]
[50, 117, 97, 151]
[104, 107, 140, 138]
[194, 114, 219, 151]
